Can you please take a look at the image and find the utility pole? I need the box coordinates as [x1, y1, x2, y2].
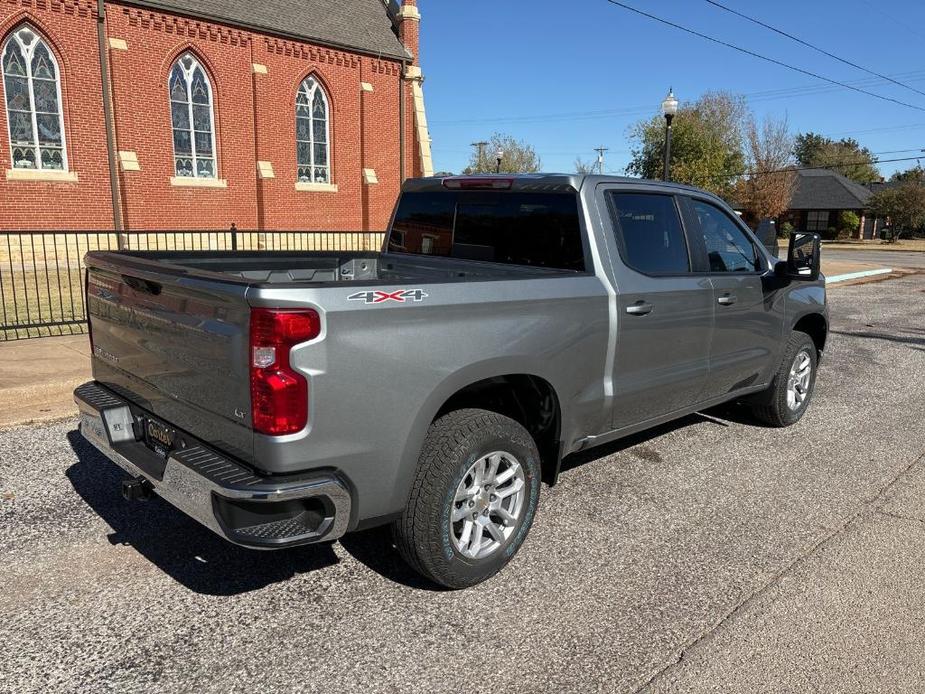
[471, 141, 488, 172]
[593, 146, 609, 175]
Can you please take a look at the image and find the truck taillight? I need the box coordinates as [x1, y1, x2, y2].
[249, 308, 320, 436]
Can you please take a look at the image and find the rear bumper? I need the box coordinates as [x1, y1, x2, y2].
[74, 382, 352, 549]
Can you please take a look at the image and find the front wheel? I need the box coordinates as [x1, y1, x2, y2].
[392, 408, 541, 589]
[748, 331, 818, 427]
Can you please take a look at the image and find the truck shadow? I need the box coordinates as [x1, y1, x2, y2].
[65, 429, 341, 596]
[63, 405, 758, 594]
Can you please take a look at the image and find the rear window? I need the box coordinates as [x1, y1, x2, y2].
[388, 192, 586, 271]
[607, 192, 690, 275]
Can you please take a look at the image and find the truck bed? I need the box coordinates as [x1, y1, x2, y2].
[83, 248, 592, 470]
[86, 250, 576, 287]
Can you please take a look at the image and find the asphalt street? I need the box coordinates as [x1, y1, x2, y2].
[1, 274, 923, 694]
[823, 247, 925, 270]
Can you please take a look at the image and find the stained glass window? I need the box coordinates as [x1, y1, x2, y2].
[1, 26, 66, 170]
[169, 53, 216, 178]
[296, 76, 330, 184]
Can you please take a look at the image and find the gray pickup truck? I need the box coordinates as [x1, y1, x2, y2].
[75, 174, 827, 588]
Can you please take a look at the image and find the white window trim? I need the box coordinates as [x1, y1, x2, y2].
[1, 25, 69, 173]
[168, 52, 218, 179]
[6, 168, 77, 182]
[170, 176, 227, 188]
[294, 181, 338, 193]
[296, 76, 332, 185]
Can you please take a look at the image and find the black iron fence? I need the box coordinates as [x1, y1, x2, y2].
[0, 229, 385, 341]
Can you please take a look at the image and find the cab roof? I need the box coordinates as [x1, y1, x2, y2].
[402, 174, 725, 200]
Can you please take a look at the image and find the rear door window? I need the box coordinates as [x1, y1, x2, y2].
[389, 192, 586, 271]
[607, 192, 690, 274]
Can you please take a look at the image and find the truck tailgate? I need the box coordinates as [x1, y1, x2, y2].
[86, 259, 254, 463]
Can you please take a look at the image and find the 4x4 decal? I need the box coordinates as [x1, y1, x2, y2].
[348, 289, 429, 304]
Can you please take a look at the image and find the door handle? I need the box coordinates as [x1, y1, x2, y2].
[626, 301, 653, 316]
[717, 294, 737, 306]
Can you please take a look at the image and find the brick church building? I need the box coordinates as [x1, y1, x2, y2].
[0, 0, 433, 231]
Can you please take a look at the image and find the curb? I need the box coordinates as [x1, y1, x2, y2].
[825, 268, 893, 285]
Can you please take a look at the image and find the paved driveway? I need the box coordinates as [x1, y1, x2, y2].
[2, 276, 924, 694]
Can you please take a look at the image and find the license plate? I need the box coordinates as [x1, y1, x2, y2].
[143, 417, 177, 459]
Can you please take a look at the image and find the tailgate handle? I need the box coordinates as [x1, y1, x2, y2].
[122, 275, 162, 296]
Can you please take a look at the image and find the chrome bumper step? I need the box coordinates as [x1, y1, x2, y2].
[74, 381, 352, 549]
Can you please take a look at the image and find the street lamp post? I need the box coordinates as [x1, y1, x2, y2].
[495, 149, 504, 174]
[661, 88, 678, 181]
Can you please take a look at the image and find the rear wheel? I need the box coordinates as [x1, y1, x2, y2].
[393, 408, 541, 589]
[749, 331, 818, 427]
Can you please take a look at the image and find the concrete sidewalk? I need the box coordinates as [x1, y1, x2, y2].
[0, 334, 90, 429]
[0, 256, 899, 430]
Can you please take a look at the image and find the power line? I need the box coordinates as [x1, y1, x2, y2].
[604, 0, 925, 113]
[708, 154, 925, 182]
[703, 0, 925, 99]
[430, 69, 925, 127]
[832, 122, 925, 137]
[859, 0, 925, 43]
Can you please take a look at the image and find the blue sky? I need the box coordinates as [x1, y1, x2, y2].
[419, 0, 925, 178]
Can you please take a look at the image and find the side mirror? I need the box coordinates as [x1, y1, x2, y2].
[775, 232, 821, 282]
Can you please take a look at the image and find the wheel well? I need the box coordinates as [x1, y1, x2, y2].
[435, 375, 561, 483]
[794, 313, 828, 355]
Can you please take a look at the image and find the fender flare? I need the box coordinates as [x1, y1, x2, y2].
[382, 356, 564, 514]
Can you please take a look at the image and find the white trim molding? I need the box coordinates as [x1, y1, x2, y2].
[118, 150, 140, 171]
[295, 181, 338, 193]
[410, 80, 434, 177]
[398, 5, 421, 20]
[170, 176, 227, 188]
[6, 168, 77, 182]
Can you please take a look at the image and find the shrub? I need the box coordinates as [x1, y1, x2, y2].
[838, 210, 860, 238]
[779, 221, 795, 238]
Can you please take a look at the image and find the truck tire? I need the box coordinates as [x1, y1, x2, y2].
[748, 331, 818, 427]
[393, 408, 541, 589]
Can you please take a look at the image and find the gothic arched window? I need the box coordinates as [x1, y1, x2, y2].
[169, 52, 216, 178]
[296, 76, 330, 184]
[2, 26, 67, 170]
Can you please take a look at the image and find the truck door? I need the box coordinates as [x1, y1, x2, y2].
[682, 196, 780, 398]
[600, 189, 714, 429]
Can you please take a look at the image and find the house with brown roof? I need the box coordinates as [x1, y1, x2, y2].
[778, 168, 880, 239]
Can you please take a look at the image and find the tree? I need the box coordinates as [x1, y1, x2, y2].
[735, 114, 796, 227]
[625, 91, 746, 198]
[838, 210, 860, 238]
[793, 132, 879, 184]
[574, 157, 597, 174]
[890, 164, 925, 183]
[867, 182, 925, 241]
[463, 133, 541, 174]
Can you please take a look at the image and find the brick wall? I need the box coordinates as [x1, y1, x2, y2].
[0, 0, 417, 232]
[0, 0, 115, 229]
